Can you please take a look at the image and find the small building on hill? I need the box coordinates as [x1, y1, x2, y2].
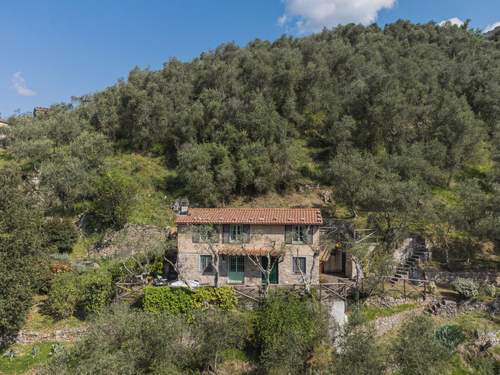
[0, 121, 9, 147]
[175, 207, 323, 286]
[33, 107, 50, 118]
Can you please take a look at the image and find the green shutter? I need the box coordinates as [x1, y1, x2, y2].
[285, 225, 293, 244]
[222, 224, 230, 243]
[307, 226, 314, 244]
[242, 225, 250, 243]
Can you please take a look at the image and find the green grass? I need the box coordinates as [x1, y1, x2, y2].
[446, 353, 475, 375]
[0, 342, 56, 374]
[442, 311, 500, 338]
[104, 153, 175, 227]
[359, 303, 418, 321]
[70, 234, 100, 261]
[23, 295, 85, 332]
[0, 149, 14, 169]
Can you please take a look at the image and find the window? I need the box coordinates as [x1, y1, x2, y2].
[229, 224, 242, 242]
[293, 257, 306, 274]
[200, 255, 214, 273]
[292, 225, 306, 244]
[193, 225, 218, 243]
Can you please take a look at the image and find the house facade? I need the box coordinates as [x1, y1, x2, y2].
[175, 207, 323, 286]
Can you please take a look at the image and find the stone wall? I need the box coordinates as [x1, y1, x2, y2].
[424, 270, 500, 285]
[91, 224, 168, 258]
[16, 327, 88, 344]
[373, 307, 425, 335]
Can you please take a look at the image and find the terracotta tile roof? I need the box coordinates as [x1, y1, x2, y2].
[176, 208, 323, 225]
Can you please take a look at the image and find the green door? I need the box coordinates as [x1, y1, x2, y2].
[261, 257, 279, 284]
[228, 256, 245, 283]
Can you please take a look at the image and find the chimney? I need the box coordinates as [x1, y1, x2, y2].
[179, 198, 189, 215]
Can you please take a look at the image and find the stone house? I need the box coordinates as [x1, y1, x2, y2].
[175, 207, 323, 286]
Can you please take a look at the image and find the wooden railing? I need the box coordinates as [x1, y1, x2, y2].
[360, 276, 432, 301]
[230, 281, 356, 304]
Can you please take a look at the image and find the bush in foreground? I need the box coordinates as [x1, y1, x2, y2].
[143, 286, 236, 315]
[452, 278, 479, 299]
[332, 323, 386, 375]
[47, 270, 113, 319]
[46, 272, 80, 319]
[255, 291, 328, 374]
[391, 315, 450, 375]
[41, 306, 250, 375]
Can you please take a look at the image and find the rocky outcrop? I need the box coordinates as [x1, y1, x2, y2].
[428, 298, 493, 316]
[91, 224, 170, 258]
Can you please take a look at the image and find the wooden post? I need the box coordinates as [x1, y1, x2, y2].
[403, 279, 406, 300]
[423, 282, 426, 301]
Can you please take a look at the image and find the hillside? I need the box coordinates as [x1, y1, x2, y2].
[3, 20, 499, 251]
[1, 21, 499, 373]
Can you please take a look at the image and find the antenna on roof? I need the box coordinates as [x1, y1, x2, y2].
[172, 197, 190, 215]
[179, 198, 189, 215]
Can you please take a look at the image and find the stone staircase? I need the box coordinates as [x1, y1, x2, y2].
[390, 238, 429, 284]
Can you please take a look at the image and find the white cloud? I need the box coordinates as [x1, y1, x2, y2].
[11, 72, 36, 96]
[279, 0, 396, 32]
[437, 17, 464, 27]
[484, 21, 500, 33]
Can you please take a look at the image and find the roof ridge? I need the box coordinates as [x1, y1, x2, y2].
[176, 207, 323, 225]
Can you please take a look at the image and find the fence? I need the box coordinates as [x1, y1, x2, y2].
[231, 281, 356, 305]
[360, 276, 432, 301]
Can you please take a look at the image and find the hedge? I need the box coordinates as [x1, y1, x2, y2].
[143, 286, 236, 315]
[47, 270, 114, 319]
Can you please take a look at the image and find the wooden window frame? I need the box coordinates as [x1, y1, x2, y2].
[193, 225, 219, 243]
[292, 256, 307, 274]
[292, 225, 306, 244]
[200, 255, 214, 274]
[229, 224, 243, 243]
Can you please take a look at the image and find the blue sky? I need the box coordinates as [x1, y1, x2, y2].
[2, 0, 500, 118]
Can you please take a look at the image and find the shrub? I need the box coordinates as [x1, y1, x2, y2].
[42, 306, 248, 374]
[47, 270, 113, 319]
[41, 306, 192, 374]
[254, 291, 328, 374]
[190, 309, 251, 371]
[483, 284, 496, 298]
[435, 325, 465, 351]
[391, 315, 450, 375]
[91, 171, 137, 231]
[78, 270, 114, 318]
[333, 325, 386, 375]
[452, 278, 479, 299]
[427, 281, 437, 294]
[47, 272, 80, 319]
[143, 286, 236, 315]
[44, 218, 79, 253]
